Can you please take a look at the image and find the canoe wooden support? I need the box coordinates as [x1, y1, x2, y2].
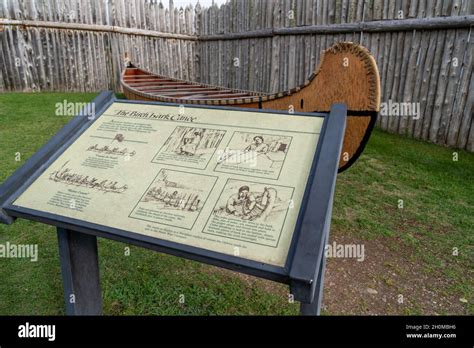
[121, 42, 381, 172]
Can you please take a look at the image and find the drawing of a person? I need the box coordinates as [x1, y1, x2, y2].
[179, 137, 194, 155]
[189, 199, 200, 212]
[164, 191, 178, 206]
[226, 186, 256, 217]
[242, 187, 270, 221]
[179, 130, 203, 156]
[245, 136, 269, 154]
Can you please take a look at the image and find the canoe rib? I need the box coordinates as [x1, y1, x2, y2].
[121, 42, 381, 172]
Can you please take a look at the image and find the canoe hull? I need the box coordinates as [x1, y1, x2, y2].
[121, 42, 380, 172]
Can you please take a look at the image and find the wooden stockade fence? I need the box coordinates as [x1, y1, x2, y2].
[0, 0, 200, 92]
[0, 0, 473, 151]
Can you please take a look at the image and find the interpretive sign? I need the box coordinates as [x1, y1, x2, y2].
[0, 92, 347, 315]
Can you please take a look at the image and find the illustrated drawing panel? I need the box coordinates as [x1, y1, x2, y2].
[203, 178, 295, 248]
[214, 131, 293, 180]
[129, 168, 218, 230]
[152, 126, 227, 170]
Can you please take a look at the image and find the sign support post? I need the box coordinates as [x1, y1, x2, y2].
[57, 228, 103, 315]
[0, 92, 349, 316]
[299, 238, 326, 315]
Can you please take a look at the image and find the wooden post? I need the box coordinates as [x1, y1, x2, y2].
[57, 228, 103, 315]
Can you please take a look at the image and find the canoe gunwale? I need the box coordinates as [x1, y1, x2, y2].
[119, 41, 381, 173]
[122, 65, 272, 105]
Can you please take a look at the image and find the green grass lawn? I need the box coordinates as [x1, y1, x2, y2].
[0, 92, 472, 315]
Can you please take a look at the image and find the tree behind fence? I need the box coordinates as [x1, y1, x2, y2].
[0, 0, 472, 151]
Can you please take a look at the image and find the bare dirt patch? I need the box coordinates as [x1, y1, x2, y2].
[200, 226, 469, 315]
[322, 229, 469, 315]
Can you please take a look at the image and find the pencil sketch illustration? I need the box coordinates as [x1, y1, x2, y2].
[86, 144, 136, 157]
[213, 180, 293, 223]
[130, 169, 217, 229]
[49, 161, 128, 194]
[161, 126, 225, 157]
[153, 126, 226, 169]
[216, 132, 291, 176]
[142, 169, 214, 212]
[111, 133, 125, 143]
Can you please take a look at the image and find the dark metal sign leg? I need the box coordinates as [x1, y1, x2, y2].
[57, 228, 103, 315]
[300, 252, 327, 315]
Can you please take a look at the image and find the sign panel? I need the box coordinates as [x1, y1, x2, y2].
[12, 101, 323, 266]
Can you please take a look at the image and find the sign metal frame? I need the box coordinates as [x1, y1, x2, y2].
[0, 91, 346, 315]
